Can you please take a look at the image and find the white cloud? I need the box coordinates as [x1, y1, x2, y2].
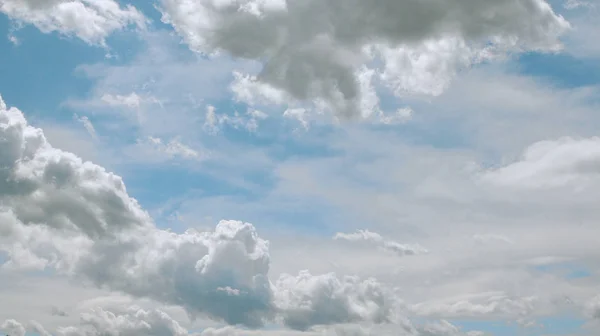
[135, 136, 204, 161]
[480, 137, 600, 189]
[274, 270, 400, 330]
[283, 108, 309, 130]
[378, 107, 413, 125]
[0, 0, 146, 46]
[203, 104, 269, 134]
[160, 0, 569, 119]
[100, 92, 145, 109]
[59, 307, 189, 336]
[1, 319, 25, 336]
[334, 230, 427, 256]
[73, 114, 98, 140]
[411, 293, 537, 319]
[1, 312, 487, 336]
[230, 71, 287, 107]
[0, 95, 412, 330]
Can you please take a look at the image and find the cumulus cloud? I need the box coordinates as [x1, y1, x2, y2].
[1, 319, 26, 336]
[0, 95, 270, 326]
[160, 0, 569, 119]
[0, 95, 405, 330]
[59, 307, 189, 336]
[0, 0, 146, 46]
[3, 307, 188, 336]
[2, 311, 485, 336]
[334, 230, 427, 256]
[274, 271, 399, 330]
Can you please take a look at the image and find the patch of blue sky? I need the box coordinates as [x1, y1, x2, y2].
[0, 15, 147, 120]
[532, 261, 593, 280]
[538, 316, 587, 335]
[512, 51, 600, 89]
[121, 162, 263, 208]
[0, 18, 100, 117]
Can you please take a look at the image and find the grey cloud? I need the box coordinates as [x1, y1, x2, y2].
[274, 271, 398, 330]
[160, 0, 569, 119]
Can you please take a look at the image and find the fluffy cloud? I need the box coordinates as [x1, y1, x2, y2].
[58, 307, 189, 336]
[274, 271, 399, 330]
[3, 307, 189, 336]
[0, 0, 146, 45]
[159, 0, 569, 119]
[0, 95, 404, 330]
[2, 310, 484, 336]
[334, 230, 427, 256]
[1, 319, 26, 336]
[0, 95, 269, 327]
[481, 137, 600, 189]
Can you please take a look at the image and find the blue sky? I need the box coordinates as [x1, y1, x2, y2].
[1, 1, 600, 336]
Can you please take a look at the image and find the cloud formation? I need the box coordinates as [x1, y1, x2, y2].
[2, 308, 485, 336]
[0, 95, 405, 330]
[0, 0, 146, 45]
[160, 0, 569, 119]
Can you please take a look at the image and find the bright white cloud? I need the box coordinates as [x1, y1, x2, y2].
[481, 137, 600, 189]
[0, 0, 146, 46]
[160, 0, 569, 119]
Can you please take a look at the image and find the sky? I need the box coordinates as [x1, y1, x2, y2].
[1, 0, 600, 335]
